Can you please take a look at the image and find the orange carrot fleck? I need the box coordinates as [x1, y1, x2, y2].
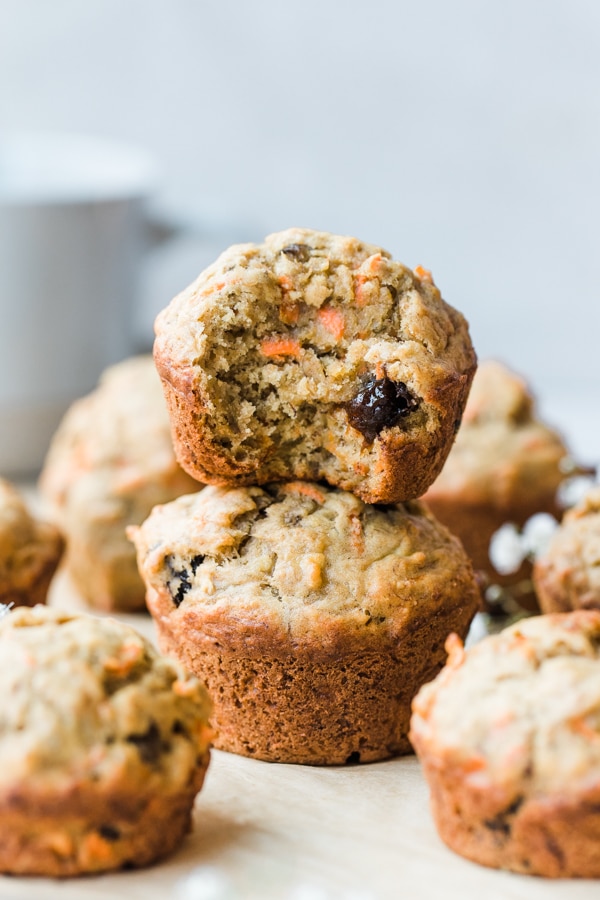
[200, 280, 226, 297]
[103, 642, 144, 676]
[461, 754, 487, 773]
[279, 274, 294, 293]
[317, 305, 345, 340]
[282, 482, 325, 504]
[375, 362, 386, 380]
[81, 832, 115, 864]
[260, 337, 302, 358]
[414, 265, 433, 283]
[569, 716, 600, 740]
[173, 678, 199, 698]
[349, 513, 364, 553]
[354, 273, 369, 306]
[366, 253, 383, 273]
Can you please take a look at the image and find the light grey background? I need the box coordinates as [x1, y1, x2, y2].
[2, 0, 598, 456]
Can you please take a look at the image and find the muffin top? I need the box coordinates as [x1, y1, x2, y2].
[129, 481, 480, 648]
[0, 605, 212, 794]
[0, 479, 63, 595]
[410, 610, 600, 796]
[424, 360, 569, 509]
[39, 355, 198, 512]
[153, 227, 476, 502]
[534, 486, 600, 612]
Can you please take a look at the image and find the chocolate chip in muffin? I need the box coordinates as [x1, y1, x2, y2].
[281, 243, 311, 262]
[125, 721, 166, 765]
[345, 378, 419, 443]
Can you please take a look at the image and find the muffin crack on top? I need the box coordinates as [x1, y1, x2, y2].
[154, 228, 476, 503]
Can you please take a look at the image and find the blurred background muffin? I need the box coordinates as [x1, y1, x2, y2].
[0, 478, 64, 608]
[422, 360, 591, 614]
[39, 356, 199, 612]
[533, 486, 600, 614]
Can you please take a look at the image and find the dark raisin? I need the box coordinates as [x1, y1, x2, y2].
[382, 283, 397, 299]
[345, 377, 419, 443]
[126, 722, 165, 765]
[190, 554, 205, 575]
[98, 824, 121, 842]
[483, 796, 524, 837]
[165, 555, 192, 607]
[282, 243, 310, 262]
[345, 751, 361, 764]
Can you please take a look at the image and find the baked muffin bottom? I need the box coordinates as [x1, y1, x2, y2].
[150, 590, 476, 766]
[0, 761, 208, 877]
[419, 756, 600, 878]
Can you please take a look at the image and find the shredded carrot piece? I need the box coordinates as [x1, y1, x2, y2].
[354, 273, 369, 306]
[103, 642, 143, 676]
[349, 513, 364, 553]
[365, 253, 383, 273]
[462, 754, 487, 773]
[81, 832, 115, 864]
[444, 632, 466, 668]
[282, 482, 325, 504]
[260, 337, 302, 358]
[375, 361, 386, 380]
[569, 716, 600, 740]
[200, 279, 226, 297]
[414, 265, 433, 283]
[173, 678, 199, 698]
[279, 275, 294, 293]
[279, 302, 300, 325]
[317, 305, 345, 340]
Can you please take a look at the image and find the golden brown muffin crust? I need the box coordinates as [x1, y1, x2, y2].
[154, 228, 476, 504]
[130, 482, 480, 764]
[410, 611, 600, 877]
[0, 605, 212, 876]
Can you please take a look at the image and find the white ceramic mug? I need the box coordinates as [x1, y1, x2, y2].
[0, 132, 171, 476]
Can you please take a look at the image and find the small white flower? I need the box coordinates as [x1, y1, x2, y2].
[521, 512, 559, 559]
[556, 474, 597, 510]
[489, 523, 525, 575]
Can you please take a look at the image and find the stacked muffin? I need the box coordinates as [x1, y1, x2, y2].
[131, 227, 481, 765]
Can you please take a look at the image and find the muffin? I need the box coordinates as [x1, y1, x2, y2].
[533, 486, 600, 613]
[422, 360, 578, 610]
[0, 604, 212, 876]
[0, 478, 64, 608]
[153, 227, 476, 505]
[410, 610, 600, 877]
[129, 481, 480, 765]
[39, 356, 199, 612]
